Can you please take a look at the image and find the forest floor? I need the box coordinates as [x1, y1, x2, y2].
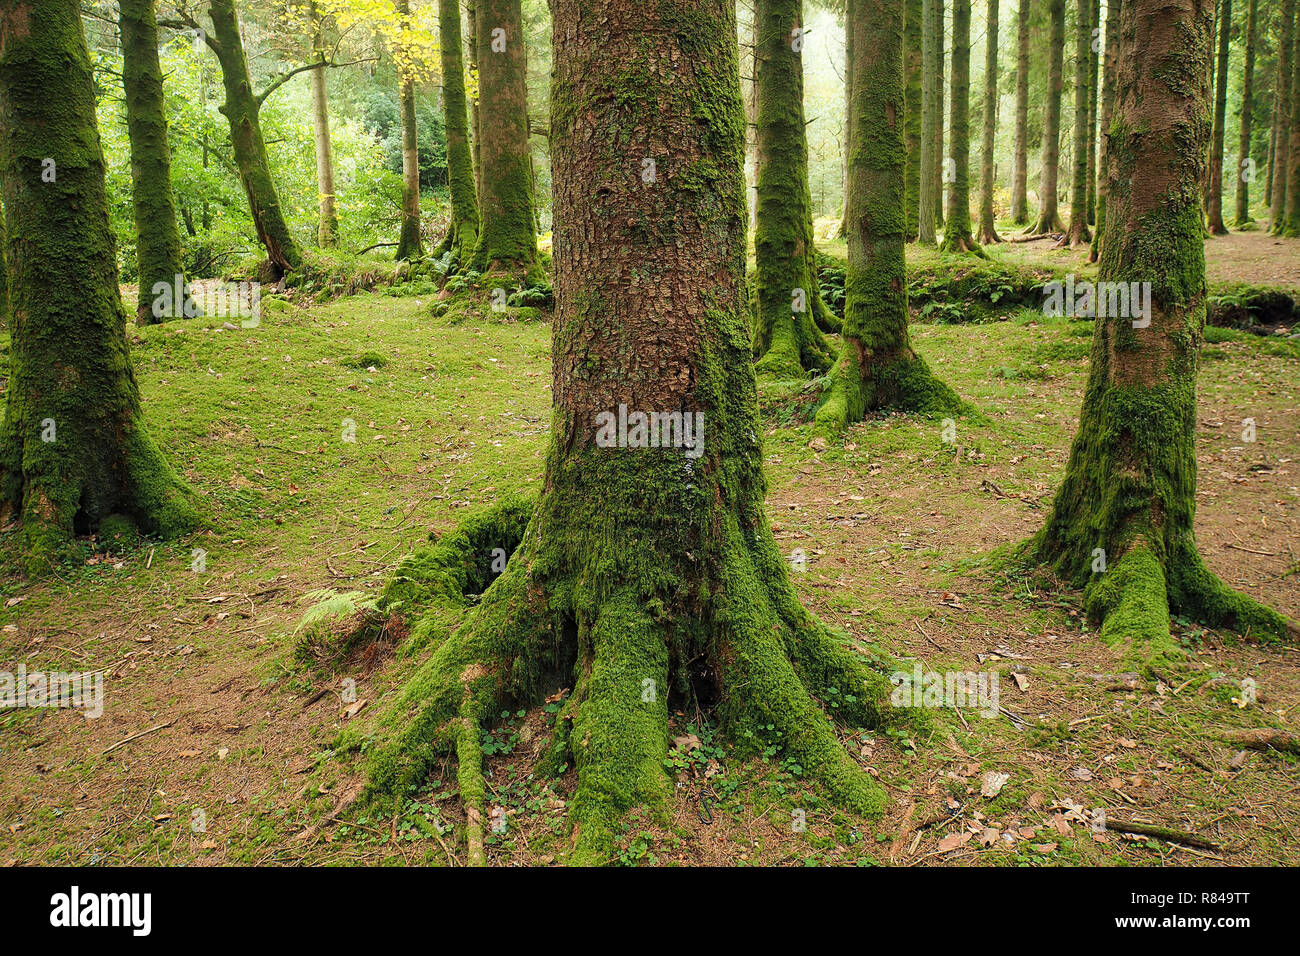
[2, 230, 1298, 867]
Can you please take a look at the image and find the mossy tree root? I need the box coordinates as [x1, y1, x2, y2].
[812, 347, 968, 437]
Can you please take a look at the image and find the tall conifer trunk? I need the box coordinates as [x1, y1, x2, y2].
[1064, 0, 1093, 246]
[1089, 0, 1122, 263]
[1010, 0, 1031, 223]
[977, 0, 1002, 244]
[434, 0, 479, 267]
[1269, 0, 1295, 230]
[939, 0, 982, 252]
[1206, 0, 1232, 234]
[1026, 0, 1066, 234]
[1233, 0, 1259, 226]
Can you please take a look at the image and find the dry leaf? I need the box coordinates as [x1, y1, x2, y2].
[981, 771, 1010, 798]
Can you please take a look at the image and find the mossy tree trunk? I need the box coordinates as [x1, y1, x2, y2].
[1026, 0, 1066, 234]
[1035, 0, 1293, 665]
[1010, 0, 1031, 223]
[753, 0, 837, 378]
[1063, 0, 1093, 246]
[814, 0, 968, 435]
[977, 0, 1002, 244]
[918, 0, 940, 242]
[1269, 0, 1295, 230]
[940, 0, 982, 252]
[120, 0, 198, 323]
[904, 0, 924, 237]
[839, 6, 855, 236]
[0, 0, 196, 566]
[202, 0, 302, 275]
[1084, 0, 1100, 223]
[394, 0, 423, 261]
[467, 0, 482, 199]
[0, 194, 8, 322]
[1283, 9, 1300, 234]
[309, 0, 338, 248]
[1233, 0, 1258, 226]
[469, 0, 540, 283]
[1089, 0, 1122, 263]
[433, 0, 479, 269]
[1206, 0, 1232, 234]
[369, 0, 914, 866]
[934, 0, 946, 229]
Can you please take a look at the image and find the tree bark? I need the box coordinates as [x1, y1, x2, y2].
[977, 0, 1001, 245]
[309, 0, 338, 248]
[394, 0, 423, 261]
[1270, 0, 1295, 231]
[940, 0, 983, 252]
[120, 0, 198, 323]
[1089, 0, 1122, 262]
[0, 200, 8, 322]
[1027, 0, 1066, 234]
[905, 0, 924, 237]
[434, 0, 480, 268]
[0, 0, 196, 565]
[1206, 0, 1231, 234]
[934, 0, 946, 229]
[1064, 0, 1093, 246]
[467, 0, 481, 199]
[918, 0, 940, 242]
[1085, 0, 1100, 222]
[1035, 0, 1292, 663]
[1283, 7, 1300, 233]
[1010, 0, 1031, 223]
[1233, 0, 1258, 225]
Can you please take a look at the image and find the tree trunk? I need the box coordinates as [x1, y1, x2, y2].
[1027, 0, 1066, 234]
[0, 201, 8, 322]
[120, 0, 198, 323]
[1089, 0, 1122, 263]
[369, 0, 915, 866]
[1206, 0, 1231, 234]
[934, 0, 946, 228]
[1270, 0, 1295, 231]
[977, 0, 1002, 244]
[469, 0, 540, 283]
[468, 0, 481, 199]
[309, 1, 338, 248]
[1233, 0, 1258, 225]
[206, 0, 302, 275]
[754, 0, 837, 377]
[394, 0, 423, 261]
[918, 0, 939, 242]
[1284, 9, 1300, 233]
[1085, 0, 1100, 223]
[839, 5, 855, 236]
[1035, 0, 1292, 664]
[1064, 0, 1093, 245]
[433, 0, 480, 268]
[1010, 0, 1031, 223]
[940, 0, 982, 252]
[0, 0, 196, 566]
[815, 0, 967, 434]
[904, 0, 924, 237]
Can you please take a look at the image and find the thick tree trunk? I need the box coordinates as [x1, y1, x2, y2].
[754, 0, 837, 377]
[905, 0, 924, 237]
[1010, 0, 1031, 223]
[977, 0, 1002, 244]
[1284, 11, 1300, 233]
[469, 0, 540, 282]
[395, 0, 423, 261]
[940, 0, 982, 252]
[918, 0, 939, 242]
[206, 0, 301, 275]
[1206, 0, 1231, 234]
[815, 0, 967, 434]
[467, 0, 481, 199]
[1035, 0, 1292, 663]
[1270, 0, 1295, 231]
[1085, 0, 1100, 223]
[1027, 0, 1066, 234]
[369, 0, 913, 866]
[0, 0, 196, 565]
[1063, 0, 1093, 246]
[1089, 0, 1122, 263]
[839, 6, 854, 236]
[434, 0, 480, 268]
[1233, 0, 1258, 225]
[309, 1, 338, 248]
[120, 0, 197, 323]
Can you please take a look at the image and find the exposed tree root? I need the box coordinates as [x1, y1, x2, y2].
[813, 346, 970, 437]
[754, 308, 836, 379]
[939, 231, 988, 257]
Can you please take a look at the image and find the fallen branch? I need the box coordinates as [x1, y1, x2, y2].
[102, 721, 174, 755]
[1218, 728, 1300, 754]
[1104, 819, 1221, 852]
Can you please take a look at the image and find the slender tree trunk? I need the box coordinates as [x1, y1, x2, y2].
[839, 5, 855, 235]
[1011, 0, 1031, 223]
[394, 0, 423, 260]
[120, 0, 198, 323]
[1234, 0, 1259, 225]
[1035, 0, 1292, 662]
[918, 0, 939, 242]
[0, 0, 196, 565]
[1027, 0, 1066, 233]
[1266, 52, 1278, 201]
[816, 0, 967, 433]
[1270, 0, 1295, 230]
[934, 0, 946, 228]
[206, 0, 302, 275]
[309, 1, 338, 248]
[978, 0, 1002, 244]
[470, 0, 540, 282]
[1085, 0, 1100, 222]
[940, 0, 982, 251]
[1064, 0, 1093, 245]
[1207, 0, 1232, 233]
[1284, 7, 1300, 233]
[1089, 0, 1122, 263]
[467, 0, 481, 199]
[434, 0, 479, 267]
[904, 0, 924, 237]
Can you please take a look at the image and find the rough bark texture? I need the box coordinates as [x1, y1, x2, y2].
[753, 0, 837, 377]
[395, 0, 423, 261]
[1010, 0, 1031, 223]
[469, 0, 541, 283]
[0, 200, 8, 321]
[1085, 0, 1100, 222]
[366, 0, 916, 866]
[309, 1, 338, 248]
[0, 0, 196, 567]
[905, 0, 924, 237]
[1284, 7, 1300, 234]
[1233, 0, 1258, 225]
[1089, 0, 1122, 263]
[433, 0, 480, 268]
[1206, 0, 1231, 234]
[120, 0, 197, 323]
[1270, 0, 1295, 230]
[1035, 0, 1292, 665]
[468, 0, 481, 199]
[1027, 0, 1066, 234]
[1064, 0, 1093, 246]
[918, 0, 940, 242]
[977, 0, 1002, 244]
[815, 0, 967, 435]
[934, 0, 946, 229]
[940, 0, 983, 252]
[206, 0, 301, 274]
